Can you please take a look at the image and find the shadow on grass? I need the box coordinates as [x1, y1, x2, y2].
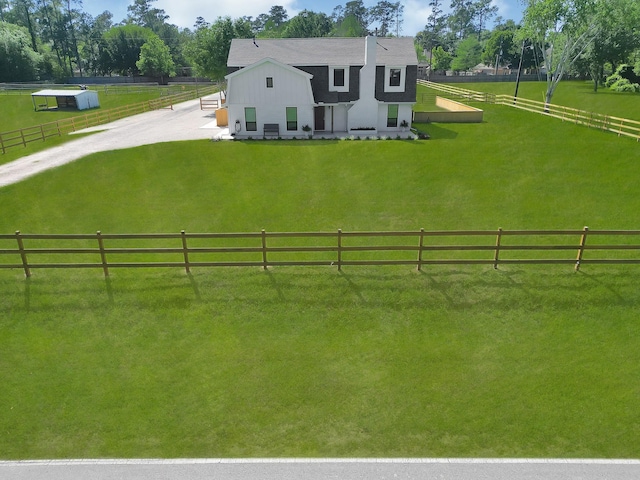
[414, 123, 458, 140]
[4, 265, 640, 317]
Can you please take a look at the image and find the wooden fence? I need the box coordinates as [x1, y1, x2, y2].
[0, 86, 218, 154]
[2, 228, 640, 278]
[417, 80, 640, 141]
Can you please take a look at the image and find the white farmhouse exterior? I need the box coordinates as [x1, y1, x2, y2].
[225, 36, 417, 138]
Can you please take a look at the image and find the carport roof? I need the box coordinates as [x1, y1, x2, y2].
[31, 89, 89, 97]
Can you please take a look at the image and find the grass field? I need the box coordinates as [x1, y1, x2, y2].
[0, 85, 207, 165]
[1, 90, 640, 459]
[449, 80, 640, 121]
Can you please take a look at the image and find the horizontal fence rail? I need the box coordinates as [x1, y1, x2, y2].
[0, 86, 218, 154]
[2, 228, 640, 278]
[418, 80, 640, 141]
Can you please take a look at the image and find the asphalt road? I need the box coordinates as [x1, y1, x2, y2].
[0, 95, 227, 188]
[2, 458, 640, 480]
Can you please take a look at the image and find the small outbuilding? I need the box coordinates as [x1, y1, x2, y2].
[31, 89, 100, 111]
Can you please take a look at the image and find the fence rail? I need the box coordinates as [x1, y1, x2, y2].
[0, 86, 218, 154]
[417, 80, 640, 141]
[2, 228, 640, 278]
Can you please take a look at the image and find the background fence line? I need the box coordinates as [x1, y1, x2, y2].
[0, 85, 218, 154]
[417, 80, 640, 141]
[3, 228, 640, 278]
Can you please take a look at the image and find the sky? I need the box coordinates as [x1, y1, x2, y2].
[82, 0, 525, 37]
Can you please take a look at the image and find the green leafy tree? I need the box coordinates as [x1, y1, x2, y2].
[78, 10, 113, 76]
[99, 24, 154, 75]
[472, 0, 498, 40]
[576, 0, 640, 90]
[448, 0, 474, 39]
[0, 20, 43, 81]
[7, 0, 38, 52]
[451, 36, 482, 71]
[268, 5, 288, 28]
[126, 0, 168, 34]
[521, 0, 601, 105]
[283, 10, 332, 38]
[332, 1, 369, 36]
[432, 45, 453, 72]
[369, 1, 403, 36]
[184, 16, 252, 81]
[136, 32, 176, 83]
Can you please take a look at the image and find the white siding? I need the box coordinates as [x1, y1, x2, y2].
[376, 103, 413, 131]
[227, 61, 315, 136]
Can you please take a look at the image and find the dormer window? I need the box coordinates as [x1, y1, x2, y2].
[329, 66, 349, 92]
[384, 66, 406, 92]
[266, 77, 273, 88]
[389, 69, 401, 86]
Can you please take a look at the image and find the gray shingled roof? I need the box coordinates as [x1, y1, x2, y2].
[227, 37, 417, 67]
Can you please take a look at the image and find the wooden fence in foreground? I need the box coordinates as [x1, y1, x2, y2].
[417, 80, 640, 141]
[2, 228, 640, 278]
[0, 86, 218, 154]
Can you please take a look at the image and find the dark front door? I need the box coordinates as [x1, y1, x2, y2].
[314, 106, 325, 131]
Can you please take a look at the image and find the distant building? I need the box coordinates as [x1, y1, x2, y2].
[31, 89, 100, 111]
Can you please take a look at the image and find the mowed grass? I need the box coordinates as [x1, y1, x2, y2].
[0, 86, 203, 165]
[0, 89, 164, 132]
[452, 80, 640, 121]
[1, 101, 640, 459]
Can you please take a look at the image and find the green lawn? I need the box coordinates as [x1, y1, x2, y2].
[0, 85, 209, 164]
[1, 99, 640, 459]
[449, 80, 640, 121]
[0, 89, 164, 133]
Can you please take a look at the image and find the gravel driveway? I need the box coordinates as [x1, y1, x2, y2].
[0, 95, 228, 188]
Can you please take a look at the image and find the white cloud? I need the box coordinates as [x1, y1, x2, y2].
[156, 0, 302, 30]
[401, 0, 432, 36]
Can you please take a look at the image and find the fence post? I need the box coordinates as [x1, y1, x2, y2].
[15, 230, 31, 278]
[575, 226, 588, 272]
[417, 228, 424, 271]
[494, 227, 503, 269]
[20, 129, 26, 147]
[181, 230, 190, 274]
[40, 124, 45, 142]
[261, 229, 268, 270]
[337, 229, 342, 271]
[96, 231, 109, 277]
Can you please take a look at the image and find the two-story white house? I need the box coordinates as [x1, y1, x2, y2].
[225, 36, 417, 138]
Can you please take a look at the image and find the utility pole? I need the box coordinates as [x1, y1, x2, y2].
[513, 40, 526, 103]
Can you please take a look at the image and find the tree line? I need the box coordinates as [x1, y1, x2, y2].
[0, 0, 405, 83]
[1, 0, 639, 104]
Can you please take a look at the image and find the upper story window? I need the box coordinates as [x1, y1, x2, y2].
[266, 77, 273, 88]
[389, 69, 401, 86]
[329, 66, 349, 92]
[384, 66, 406, 93]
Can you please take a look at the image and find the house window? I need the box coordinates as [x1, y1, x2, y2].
[266, 77, 273, 88]
[329, 66, 349, 92]
[245, 107, 257, 131]
[387, 104, 398, 128]
[286, 107, 297, 131]
[389, 68, 401, 87]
